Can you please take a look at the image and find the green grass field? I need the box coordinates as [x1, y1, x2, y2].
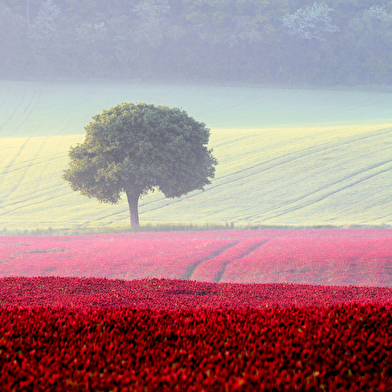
[1, 81, 392, 231]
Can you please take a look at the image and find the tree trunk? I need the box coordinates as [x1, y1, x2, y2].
[126, 191, 140, 229]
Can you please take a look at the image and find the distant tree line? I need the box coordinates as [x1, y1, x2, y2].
[2, 0, 392, 86]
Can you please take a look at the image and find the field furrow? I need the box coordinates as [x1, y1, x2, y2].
[0, 89, 27, 133]
[1, 123, 391, 228]
[1, 82, 392, 229]
[1, 230, 391, 286]
[190, 238, 270, 282]
[260, 160, 392, 221]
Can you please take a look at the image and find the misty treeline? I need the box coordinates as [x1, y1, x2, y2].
[2, 0, 392, 86]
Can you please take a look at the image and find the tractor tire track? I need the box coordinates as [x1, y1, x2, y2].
[214, 238, 270, 283]
[0, 85, 11, 111]
[213, 127, 392, 185]
[0, 138, 31, 179]
[0, 90, 26, 133]
[187, 238, 270, 282]
[317, 98, 385, 121]
[23, 89, 37, 114]
[0, 185, 71, 216]
[12, 90, 42, 136]
[1, 153, 68, 176]
[1, 138, 50, 204]
[138, 127, 392, 214]
[181, 241, 239, 280]
[245, 160, 392, 222]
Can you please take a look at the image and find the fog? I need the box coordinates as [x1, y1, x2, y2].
[2, 5, 392, 387]
[1, 1, 392, 230]
[1, 1, 392, 87]
[2, 82, 392, 139]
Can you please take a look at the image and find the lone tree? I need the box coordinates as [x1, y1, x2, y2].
[62, 102, 217, 228]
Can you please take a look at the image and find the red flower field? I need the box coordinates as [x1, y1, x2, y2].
[1, 229, 392, 391]
[1, 229, 392, 285]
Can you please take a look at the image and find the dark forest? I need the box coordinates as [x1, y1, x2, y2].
[2, 0, 392, 86]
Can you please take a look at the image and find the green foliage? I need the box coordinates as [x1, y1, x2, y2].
[63, 103, 217, 226]
[183, 0, 269, 46]
[2, 0, 392, 85]
[2, 82, 392, 230]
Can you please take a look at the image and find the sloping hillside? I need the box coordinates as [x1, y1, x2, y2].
[1, 82, 391, 230]
[2, 81, 392, 137]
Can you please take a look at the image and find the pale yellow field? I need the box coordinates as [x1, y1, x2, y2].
[1, 123, 391, 230]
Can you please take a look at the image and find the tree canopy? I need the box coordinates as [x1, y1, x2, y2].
[2, 0, 392, 86]
[62, 102, 218, 228]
